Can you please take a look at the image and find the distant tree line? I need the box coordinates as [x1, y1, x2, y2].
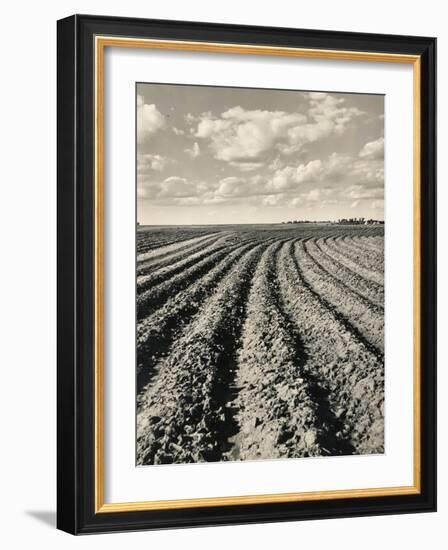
[281, 220, 316, 224]
[281, 218, 384, 225]
[335, 218, 384, 225]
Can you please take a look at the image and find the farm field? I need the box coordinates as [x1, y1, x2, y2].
[136, 223, 385, 465]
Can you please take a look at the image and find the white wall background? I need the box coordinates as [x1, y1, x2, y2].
[0, 1, 443, 547]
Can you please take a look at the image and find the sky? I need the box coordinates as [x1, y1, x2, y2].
[136, 83, 384, 225]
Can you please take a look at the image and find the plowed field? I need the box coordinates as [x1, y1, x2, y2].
[136, 224, 385, 465]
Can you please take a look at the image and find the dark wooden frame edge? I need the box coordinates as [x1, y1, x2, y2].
[57, 14, 436, 535]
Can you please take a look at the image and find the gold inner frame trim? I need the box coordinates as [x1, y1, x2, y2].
[94, 35, 422, 514]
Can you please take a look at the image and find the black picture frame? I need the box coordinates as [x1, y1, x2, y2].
[57, 14, 436, 534]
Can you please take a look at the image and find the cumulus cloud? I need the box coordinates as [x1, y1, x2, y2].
[158, 176, 197, 198]
[345, 184, 384, 200]
[351, 159, 384, 186]
[284, 93, 363, 149]
[324, 153, 353, 177]
[229, 161, 264, 172]
[195, 106, 305, 162]
[193, 94, 364, 165]
[307, 92, 363, 133]
[137, 153, 172, 174]
[217, 177, 245, 196]
[216, 176, 265, 198]
[265, 153, 353, 194]
[251, 186, 335, 209]
[138, 176, 198, 201]
[268, 157, 285, 172]
[138, 147, 383, 214]
[184, 113, 198, 124]
[359, 137, 384, 159]
[137, 95, 166, 144]
[173, 127, 185, 136]
[268, 160, 323, 192]
[262, 194, 286, 206]
[306, 188, 326, 202]
[289, 197, 303, 207]
[184, 141, 201, 158]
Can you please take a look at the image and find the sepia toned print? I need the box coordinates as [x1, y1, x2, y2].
[135, 83, 384, 466]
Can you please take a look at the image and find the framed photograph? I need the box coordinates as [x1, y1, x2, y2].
[57, 14, 436, 534]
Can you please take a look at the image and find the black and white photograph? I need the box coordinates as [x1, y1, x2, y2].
[0, 0, 441, 542]
[135, 83, 385, 466]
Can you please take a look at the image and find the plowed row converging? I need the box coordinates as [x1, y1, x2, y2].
[136, 241, 269, 465]
[136, 230, 385, 464]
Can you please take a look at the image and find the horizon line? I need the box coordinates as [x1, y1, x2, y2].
[137, 220, 385, 227]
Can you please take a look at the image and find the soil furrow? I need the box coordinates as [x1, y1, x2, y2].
[227, 241, 330, 460]
[136, 240, 265, 397]
[346, 235, 384, 256]
[137, 238, 231, 293]
[322, 236, 384, 286]
[301, 240, 384, 352]
[294, 241, 384, 359]
[137, 232, 229, 275]
[136, 242, 268, 465]
[136, 241, 252, 321]
[273, 242, 356, 456]
[313, 238, 384, 308]
[137, 232, 219, 260]
[279, 240, 384, 454]
[135, 226, 385, 465]
[330, 236, 384, 277]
